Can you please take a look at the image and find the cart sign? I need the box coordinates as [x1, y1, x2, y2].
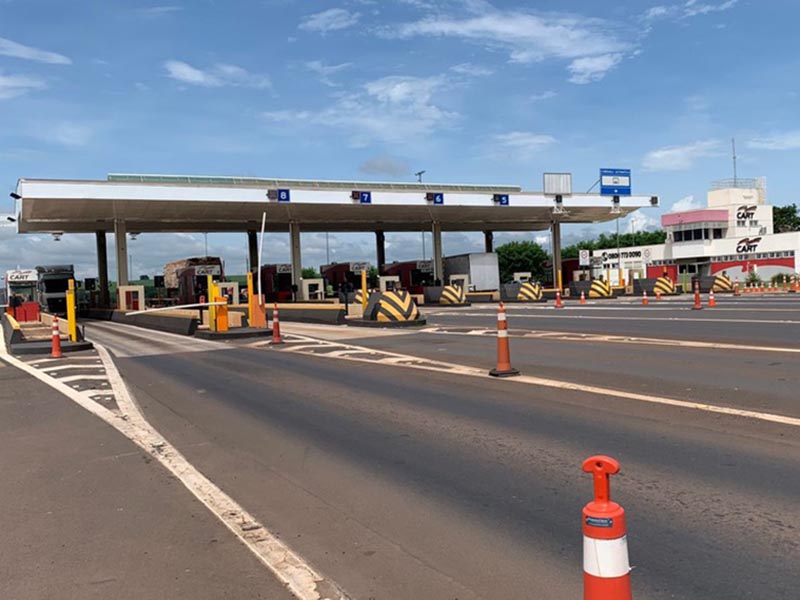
[600, 168, 631, 196]
[6, 269, 38, 283]
[350, 262, 370, 272]
[579, 249, 590, 266]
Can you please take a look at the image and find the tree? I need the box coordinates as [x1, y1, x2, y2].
[495, 241, 549, 283]
[773, 204, 800, 233]
[562, 230, 667, 258]
[301, 267, 320, 279]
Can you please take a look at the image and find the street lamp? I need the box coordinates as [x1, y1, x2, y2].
[415, 170, 426, 183]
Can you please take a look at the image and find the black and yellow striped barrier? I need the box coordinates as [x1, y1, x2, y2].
[353, 290, 364, 305]
[653, 276, 676, 295]
[712, 274, 733, 292]
[588, 279, 613, 298]
[517, 282, 544, 302]
[375, 290, 420, 322]
[440, 284, 467, 305]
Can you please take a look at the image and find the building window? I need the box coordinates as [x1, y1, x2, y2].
[749, 220, 759, 227]
[674, 230, 683, 242]
[737, 220, 746, 227]
[713, 228, 723, 239]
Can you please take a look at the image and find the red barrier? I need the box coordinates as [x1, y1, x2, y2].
[583, 455, 631, 600]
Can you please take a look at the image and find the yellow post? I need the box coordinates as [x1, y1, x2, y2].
[618, 268, 624, 288]
[215, 297, 229, 332]
[557, 270, 563, 293]
[247, 271, 254, 325]
[207, 275, 217, 332]
[361, 269, 368, 309]
[605, 268, 611, 286]
[66, 279, 78, 342]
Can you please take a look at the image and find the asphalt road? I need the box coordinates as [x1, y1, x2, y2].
[85, 311, 800, 600]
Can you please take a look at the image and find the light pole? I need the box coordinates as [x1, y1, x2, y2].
[415, 170, 426, 183]
[326, 232, 330, 264]
[204, 232, 208, 257]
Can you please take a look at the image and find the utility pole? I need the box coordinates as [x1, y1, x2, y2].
[732, 138, 738, 187]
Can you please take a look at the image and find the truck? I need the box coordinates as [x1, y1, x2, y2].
[35, 265, 74, 315]
[443, 252, 500, 291]
[163, 257, 224, 305]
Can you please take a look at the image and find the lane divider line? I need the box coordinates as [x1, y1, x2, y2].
[420, 327, 800, 355]
[0, 336, 348, 600]
[276, 335, 800, 429]
[427, 312, 800, 325]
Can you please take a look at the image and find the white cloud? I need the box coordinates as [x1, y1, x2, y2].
[305, 60, 353, 86]
[359, 155, 411, 177]
[389, 7, 632, 83]
[626, 210, 659, 233]
[135, 5, 182, 18]
[263, 75, 456, 146]
[529, 90, 557, 101]
[450, 62, 493, 76]
[670, 195, 704, 212]
[748, 131, 800, 151]
[643, 6, 672, 21]
[299, 8, 360, 33]
[49, 122, 95, 147]
[683, 0, 738, 17]
[0, 73, 46, 99]
[568, 53, 623, 84]
[488, 131, 556, 160]
[642, 139, 722, 171]
[0, 37, 71, 65]
[163, 60, 271, 89]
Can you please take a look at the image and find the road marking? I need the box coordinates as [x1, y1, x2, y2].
[0, 337, 348, 600]
[426, 312, 800, 325]
[275, 335, 800, 429]
[421, 327, 800, 354]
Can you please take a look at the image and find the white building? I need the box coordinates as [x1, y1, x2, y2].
[590, 178, 799, 287]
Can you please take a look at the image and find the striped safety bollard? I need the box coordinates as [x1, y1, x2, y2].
[489, 302, 519, 377]
[692, 282, 703, 310]
[583, 455, 631, 600]
[50, 315, 63, 359]
[641, 290, 649, 306]
[270, 302, 284, 345]
[555, 290, 564, 309]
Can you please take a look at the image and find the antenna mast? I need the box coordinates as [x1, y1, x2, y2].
[732, 138, 737, 186]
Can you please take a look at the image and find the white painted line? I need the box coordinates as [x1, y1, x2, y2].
[437, 312, 800, 325]
[0, 334, 349, 599]
[57, 374, 109, 382]
[277, 335, 800, 429]
[40, 364, 105, 372]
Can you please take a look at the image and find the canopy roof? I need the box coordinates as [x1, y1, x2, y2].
[15, 175, 658, 234]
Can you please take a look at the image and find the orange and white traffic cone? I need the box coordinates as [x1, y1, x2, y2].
[580, 291, 586, 305]
[708, 289, 716, 308]
[583, 456, 631, 600]
[734, 282, 740, 296]
[655, 289, 662, 301]
[50, 316, 63, 359]
[489, 302, 520, 377]
[642, 290, 649, 306]
[692, 282, 703, 310]
[270, 302, 284, 345]
[555, 290, 564, 309]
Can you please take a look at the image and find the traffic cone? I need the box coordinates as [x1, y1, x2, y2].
[642, 290, 649, 306]
[734, 282, 740, 296]
[489, 302, 520, 377]
[270, 302, 284, 345]
[580, 291, 586, 305]
[708, 289, 716, 308]
[582, 456, 631, 600]
[50, 316, 63, 359]
[555, 290, 564, 309]
[692, 282, 703, 310]
[655, 289, 662, 301]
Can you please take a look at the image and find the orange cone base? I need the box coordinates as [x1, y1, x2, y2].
[489, 366, 520, 377]
[692, 305, 703, 310]
[584, 572, 631, 600]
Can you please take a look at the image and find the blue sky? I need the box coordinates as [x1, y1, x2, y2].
[1, 0, 799, 278]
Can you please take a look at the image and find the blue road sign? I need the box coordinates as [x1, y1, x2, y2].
[494, 194, 509, 206]
[360, 191, 372, 204]
[434, 192, 444, 205]
[600, 169, 631, 196]
[277, 189, 291, 202]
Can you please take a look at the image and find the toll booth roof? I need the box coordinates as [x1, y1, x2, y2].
[15, 174, 658, 234]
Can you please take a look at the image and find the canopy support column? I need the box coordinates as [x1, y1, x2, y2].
[290, 222, 302, 299]
[484, 230, 494, 253]
[96, 231, 110, 307]
[551, 220, 562, 291]
[247, 231, 258, 273]
[375, 230, 386, 270]
[114, 220, 128, 287]
[432, 222, 443, 286]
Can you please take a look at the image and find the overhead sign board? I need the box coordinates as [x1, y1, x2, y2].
[277, 189, 291, 203]
[276, 264, 293, 274]
[350, 262, 370, 272]
[6, 269, 38, 283]
[359, 191, 372, 204]
[600, 168, 631, 196]
[195, 265, 222, 276]
[493, 194, 509, 206]
[544, 173, 572, 196]
[579, 249, 590, 266]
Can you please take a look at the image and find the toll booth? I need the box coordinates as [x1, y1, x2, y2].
[381, 260, 434, 294]
[258, 264, 294, 302]
[321, 262, 372, 290]
[176, 263, 223, 304]
[379, 276, 400, 292]
[5, 269, 40, 322]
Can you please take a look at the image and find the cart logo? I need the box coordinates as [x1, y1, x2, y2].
[736, 205, 757, 219]
[736, 237, 761, 253]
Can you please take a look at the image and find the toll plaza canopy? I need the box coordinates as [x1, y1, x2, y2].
[13, 173, 659, 289]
